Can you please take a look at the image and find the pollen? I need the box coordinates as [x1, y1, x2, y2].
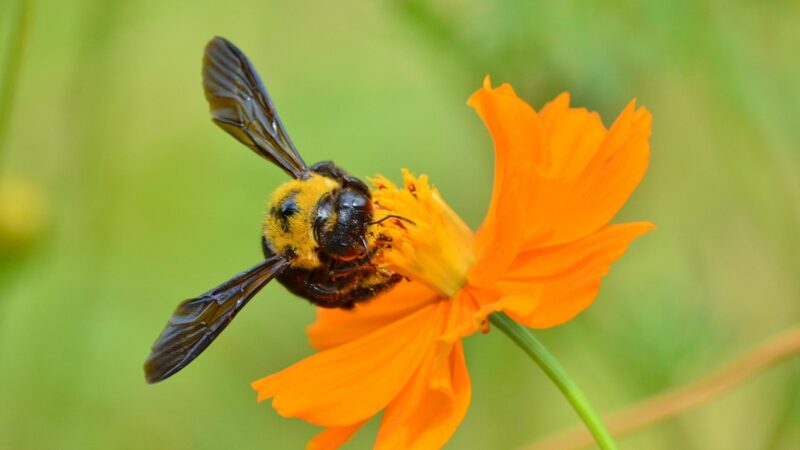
[369, 170, 475, 298]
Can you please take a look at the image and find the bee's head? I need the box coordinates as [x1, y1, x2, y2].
[314, 187, 372, 261]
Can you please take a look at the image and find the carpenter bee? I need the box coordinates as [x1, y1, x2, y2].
[143, 37, 404, 384]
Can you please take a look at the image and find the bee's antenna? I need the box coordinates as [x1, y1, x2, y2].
[368, 215, 415, 226]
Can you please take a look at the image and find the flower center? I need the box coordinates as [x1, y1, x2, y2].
[368, 170, 475, 298]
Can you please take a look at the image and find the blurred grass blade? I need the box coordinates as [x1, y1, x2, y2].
[524, 326, 800, 450]
[0, 0, 32, 155]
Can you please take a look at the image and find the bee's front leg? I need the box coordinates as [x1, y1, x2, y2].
[327, 260, 364, 281]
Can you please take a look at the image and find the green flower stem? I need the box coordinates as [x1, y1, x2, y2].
[489, 312, 618, 450]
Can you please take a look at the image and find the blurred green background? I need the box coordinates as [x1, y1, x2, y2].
[0, 0, 798, 449]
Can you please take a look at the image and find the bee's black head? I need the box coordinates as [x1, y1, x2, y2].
[314, 187, 372, 261]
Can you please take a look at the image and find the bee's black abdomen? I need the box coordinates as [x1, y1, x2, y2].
[276, 264, 401, 309]
[262, 236, 400, 309]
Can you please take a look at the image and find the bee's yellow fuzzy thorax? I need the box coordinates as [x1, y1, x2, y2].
[263, 174, 339, 269]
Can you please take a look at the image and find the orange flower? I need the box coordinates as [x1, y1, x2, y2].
[252, 77, 653, 449]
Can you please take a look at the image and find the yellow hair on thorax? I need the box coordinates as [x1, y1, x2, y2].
[263, 174, 339, 269]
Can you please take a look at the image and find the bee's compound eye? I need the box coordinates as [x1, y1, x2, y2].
[338, 190, 370, 211]
[314, 189, 371, 261]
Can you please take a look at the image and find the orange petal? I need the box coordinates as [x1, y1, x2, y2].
[489, 280, 543, 323]
[538, 92, 607, 179]
[463, 284, 542, 331]
[468, 83, 651, 251]
[532, 101, 652, 247]
[466, 160, 532, 288]
[375, 342, 471, 449]
[252, 302, 446, 426]
[307, 280, 439, 350]
[467, 79, 547, 286]
[307, 421, 366, 450]
[438, 289, 484, 344]
[504, 222, 654, 327]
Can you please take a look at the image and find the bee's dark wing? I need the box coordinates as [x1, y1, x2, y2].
[144, 255, 290, 383]
[202, 36, 308, 179]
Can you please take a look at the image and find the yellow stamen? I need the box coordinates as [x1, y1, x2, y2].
[369, 170, 475, 298]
